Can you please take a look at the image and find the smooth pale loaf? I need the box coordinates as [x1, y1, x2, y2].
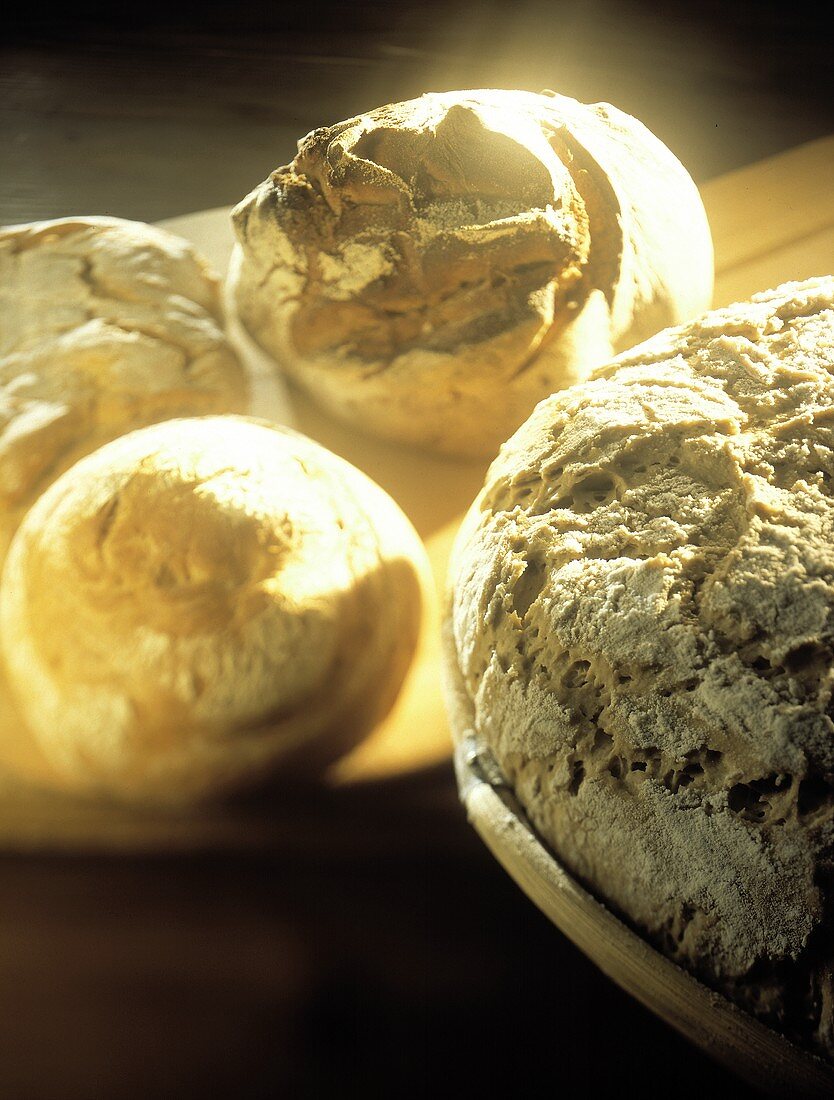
[0, 416, 429, 804]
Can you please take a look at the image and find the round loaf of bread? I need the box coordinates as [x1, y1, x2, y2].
[0, 216, 248, 568]
[445, 277, 834, 1059]
[0, 416, 428, 803]
[232, 88, 712, 456]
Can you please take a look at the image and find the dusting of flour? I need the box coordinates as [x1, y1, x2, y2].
[451, 276, 834, 1057]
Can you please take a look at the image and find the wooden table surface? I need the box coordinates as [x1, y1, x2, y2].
[1, 5, 833, 1097]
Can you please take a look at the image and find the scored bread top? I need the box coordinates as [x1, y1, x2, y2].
[232, 89, 713, 455]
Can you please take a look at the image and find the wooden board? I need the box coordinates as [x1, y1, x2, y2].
[0, 136, 831, 851]
[707, 136, 834, 306]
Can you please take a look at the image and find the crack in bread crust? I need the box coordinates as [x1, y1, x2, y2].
[232, 89, 712, 455]
[0, 216, 249, 565]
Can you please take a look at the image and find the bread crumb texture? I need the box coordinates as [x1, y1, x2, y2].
[232, 89, 712, 455]
[0, 217, 248, 566]
[449, 277, 834, 1058]
[0, 417, 427, 803]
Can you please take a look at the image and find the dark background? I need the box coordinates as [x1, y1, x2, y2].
[1, 2, 830, 1096]
[3, 0, 833, 224]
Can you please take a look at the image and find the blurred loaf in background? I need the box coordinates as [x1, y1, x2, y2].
[0, 217, 249, 568]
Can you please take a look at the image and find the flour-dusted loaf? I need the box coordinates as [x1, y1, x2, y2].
[232, 88, 713, 456]
[0, 416, 429, 803]
[446, 277, 834, 1059]
[0, 216, 248, 567]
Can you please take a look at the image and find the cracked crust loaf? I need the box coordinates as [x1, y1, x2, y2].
[232, 88, 713, 456]
[446, 277, 834, 1059]
[0, 416, 429, 804]
[0, 216, 249, 568]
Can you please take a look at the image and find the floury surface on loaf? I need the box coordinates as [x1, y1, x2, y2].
[0, 417, 428, 803]
[448, 278, 834, 1059]
[232, 89, 712, 456]
[0, 216, 248, 567]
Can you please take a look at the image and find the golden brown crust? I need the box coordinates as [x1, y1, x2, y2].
[232, 89, 713, 455]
